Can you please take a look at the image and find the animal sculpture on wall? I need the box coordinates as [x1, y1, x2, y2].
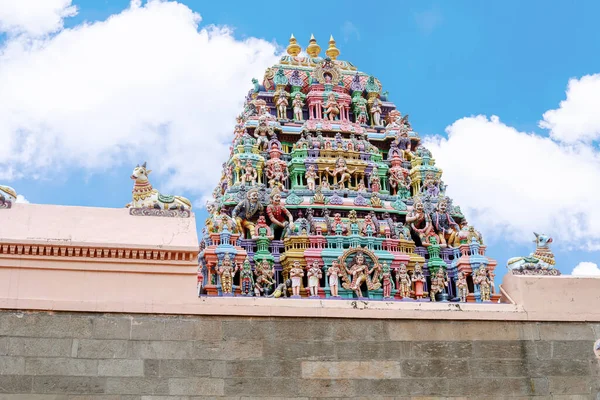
[507, 232, 560, 275]
[126, 162, 191, 210]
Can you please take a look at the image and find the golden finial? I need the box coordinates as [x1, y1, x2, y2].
[306, 34, 321, 58]
[325, 35, 340, 60]
[287, 33, 301, 56]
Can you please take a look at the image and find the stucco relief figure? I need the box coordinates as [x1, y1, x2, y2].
[239, 258, 254, 296]
[412, 263, 426, 300]
[254, 116, 275, 151]
[127, 162, 191, 210]
[325, 157, 356, 189]
[266, 189, 294, 239]
[217, 254, 237, 295]
[421, 173, 440, 198]
[327, 260, 342, 297]
[305, 165, 318, 191]
[323, 93, 340, 121]
[369, 166, 381, 193]
[396, 263, 412, 299]
[344, 252, 376, 298]
[292, 93, 304, 121]
[474, 266, 492, 302]
[289, 261, 304, 297]
[430, 269, 448, 302]
[232, 188, 264, 239]
[370, 97, 382, 126]
[389, 165, 411, 199]
[406, 199, 435, 246]
[266, 162, 288, 190]
[431, 200, 460, 248]
[254, 259, 275, 297]
[380, 262, 394, 299]
[355, 98, 368, 124]
[307, 261, 322, 297]
[276, 89, 289, 120]
[241, 160, 258, 187]
[456, 271, 468, 302]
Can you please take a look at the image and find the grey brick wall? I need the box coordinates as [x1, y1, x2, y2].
[0, 311, 599, 399]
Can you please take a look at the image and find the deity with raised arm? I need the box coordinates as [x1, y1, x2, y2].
[307, 261, 322, 297]
[396, 263, 411, 299]
[292, 93, 304, 121]
[241, 160, 258, 187]
[305, 164, 318, 191]
[276, 89, 289, 120]
[370, 97, 382, 126]
[266, 188, 294, 240]
[323, 93, 340, 121]
[327, 260, 342, 297]
[345, 252, 373, 298]
[421, 173, 440, 198]
[406, 199, 435, 246]
[289, 261, 304, 297]
[232, 188, 264, 239]
[266, 161, 288, 190]
[325, 157, 356, 189]
[389, 165, 411, 199]
[431, 200, 460, 248]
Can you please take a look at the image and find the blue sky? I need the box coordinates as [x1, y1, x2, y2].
[2, 0, 600, 281]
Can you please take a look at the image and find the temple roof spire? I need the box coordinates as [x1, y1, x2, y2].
[325, 35, 340, 60]
[306, 34, 321, 58]
[287, 33, 301, 56]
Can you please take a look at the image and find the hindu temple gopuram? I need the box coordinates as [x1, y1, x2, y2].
[198, 34, 507, 302]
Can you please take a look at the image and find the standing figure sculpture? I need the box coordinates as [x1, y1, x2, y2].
[421, 173, 440, 198]
[289, 261, 304, 297]
[380, 262, 394, 299]
[218, 254, 237, 295]
[292, 93, 304, 121]
[370, 97, 382, 126]
[232, 188, 264, 239]
[325, 157, 356, 189]
[396, 263, 412, 299]
[474, 266, 492, 302]
[430, 269, 448, 302]
[266, 188, 294, 240]
[431, 200, 460, 248]
[305, 165, 318, 191]
[254, 259, 275, 297]
[307, 261, 322, 297]
[266, 162, 288, 190]
[327, 260, 342, 297]
[241, 160, 258, 187]
[344, 252, 374, 298]
[412, 263, 426, 300]
[389, 164, 411, 199]
[355, 98, 369, 125]
[254, 116, 275, 151]
[239, 258, 254, 296]
[323, 93, 340, 121]
[276, 89, 289, 120]
[369, 166, 381, 193]
[456, 271, 468, 302]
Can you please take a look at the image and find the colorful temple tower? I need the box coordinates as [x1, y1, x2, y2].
[199, 34, 498, 302]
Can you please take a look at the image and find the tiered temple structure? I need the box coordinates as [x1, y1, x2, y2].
[199, 34, 500, 302]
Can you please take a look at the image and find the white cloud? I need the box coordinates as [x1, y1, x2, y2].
[571, 261, 600, 276]
[0, 0, 279, 198]
[425, 114, 600, 250]
[15, 194, 29, 204]
[341, 21, 360, 42]
[414, 7, 443, 35]
[0, 0, 77, 37]
[540, 74, 600, 144]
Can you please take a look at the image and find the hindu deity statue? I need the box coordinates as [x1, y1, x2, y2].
[241, 160, 258, 187]
[361, 213, 378, 237]
[266, 188, 294, 240]
[275, 89, 289, 119]
[266, 161, 288, 190]
[254, 259, 275, 296]
[389, 162, 411, 199]
[380, 262, 394, 299]
[474, 266, 492, 302]
[430, 269, 448, 302]
[327, 260, 342, 297]
[396, 263, 411, 299]
[239, 258, 254, 296]
[323, 93, 340, 121]
[307, 260, 322, 297]
[331, 212, 347, 235]
[217, 254, 237, 295]
[325, 157, 356, 189]
[370, 97, 382, 126]
[456, 271, 468, 303]
[292, 93, 304, 121]
[369, 166, 381, 193]
[406, 199, 435, 246]
[289, 260, 305, 297]
[305, 164, 318, 191]
[344, 252, 375, 298]
[357, 181, 366, 192]
[421, 173, 440, 198]
[254, 116, 275, 151]
[252, 215, 273, 239]
[232, 188, 264, 238]
[355, 97, 368, 124]
[431, 200, 460, 248]
[197, 265, 204, 296]
[412, 263, 426, 300]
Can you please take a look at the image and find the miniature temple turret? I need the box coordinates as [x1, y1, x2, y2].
[199, 34, 497, 301]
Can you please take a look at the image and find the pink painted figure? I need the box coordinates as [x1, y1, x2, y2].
[361, 214, 377, 236]
[305, 165, 318, 191]
[344, 252, 371, 298]
[327, 260, 342, 297]
[276, 89, 289, 119]
[289, 261, 304, 297]
[369, 166, 381, 193]
[380, 262, 393, 299]
[323, 93, 340, 121]
[292, 93, 304, 121]
[307, 260, 322, 297]
[456, 271, 468, 302]
[396, 263, 411, 299]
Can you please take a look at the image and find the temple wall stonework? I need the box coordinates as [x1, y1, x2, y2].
[0, 311, 599, 399]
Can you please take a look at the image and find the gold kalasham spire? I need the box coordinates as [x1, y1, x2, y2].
[325, 34, 340, 60]
[306, 34, 321, 58]
[286, 33, 301, 56]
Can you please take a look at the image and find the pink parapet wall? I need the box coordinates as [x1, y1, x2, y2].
[1, 203, 600, 321]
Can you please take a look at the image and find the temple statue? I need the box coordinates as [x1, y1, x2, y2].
[232, 188, 264, 239]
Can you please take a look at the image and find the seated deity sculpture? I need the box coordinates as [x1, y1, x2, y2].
[232, 188, 264, 239]
[323, 93, 340, 121]
[430, 200, 460, 248]
[266, 188, 294, 240]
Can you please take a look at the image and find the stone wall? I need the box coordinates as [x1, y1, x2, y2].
[0, 310, 599, 399]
